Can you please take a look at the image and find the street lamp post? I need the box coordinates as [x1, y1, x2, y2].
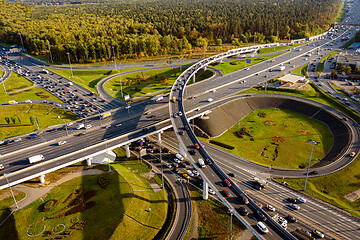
[4, 173, 18, 208]
[229, 210, 233, 240]
[58, 116, 68, 137]
[66, 52, 74, 79]
[304, 141, 317, 191]
[47, 40, 53, 64]
[180, 57, 182, 75]
[160, 139, 164, 188]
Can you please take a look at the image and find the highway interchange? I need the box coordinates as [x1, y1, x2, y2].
[1, 17, 360, 240]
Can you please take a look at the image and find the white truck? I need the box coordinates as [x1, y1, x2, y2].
[76, 123, 85, 130]
[198, 158, 205, 168]
[66, 82, 73, 87]
[28, 154, 45, 164]
[153, 95, 164, 102]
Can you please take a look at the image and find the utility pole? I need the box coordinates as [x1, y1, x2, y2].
[304, 141, 317, 191]
[229, 210, 233, 240]
[66, 52, 74, 79]
[47, 40, 53, 64]
[180, 57, 182, 75]
[112, 46, 123, 98]
[18, 33, 25, 51]
[203, 40, 206, 59]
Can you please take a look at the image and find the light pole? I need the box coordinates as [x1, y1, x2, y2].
[18, 33, 25, 51]
[4, 173, 18, 208]
[112, 46, 123, 98]
[160, 138, 164, 188]
[104, 139, 111, 172]
[47, 40, 53, 64]
[304, 141, 317, 191]
[2, 81, 7, 94]
[66, 52, 74, 79]
[203, 40, 206, 59]
[58, 116, 68, 137]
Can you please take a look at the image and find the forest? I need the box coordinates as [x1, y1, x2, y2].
[0, 0, 342, 63]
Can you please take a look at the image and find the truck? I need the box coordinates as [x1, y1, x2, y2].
[198, 158, 205, 168]
[100, 112, 111, 119]
[252, 177, 268, 190]
[76, 123, 85, 130]
[8, 100, 18, 104]
[278, 66, 285, 71]
[153, 95, 163, 102]
[28, 154, 45, 164]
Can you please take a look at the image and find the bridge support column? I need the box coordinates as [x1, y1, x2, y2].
[86, 158, 92, 166]
[204, 65, 207, 71]
[125, 144, 131, 158]
[203, 181, 209, 200]
[193, 74, 195, 84]
[39, 175, 45, 184]
[179, 142, 187, 159]
[157, 131, 162, 143]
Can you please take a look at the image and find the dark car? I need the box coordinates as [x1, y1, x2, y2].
[206, 158, 212, 165]
[309, 170, 318, 175]
[77, 132, 86, 136]
[228, 173, 235, 177]
[184, 125, 189, 131]
[256, 211, 266, 221]
[27, 134, 37, 139]
[238, 207, 248, 216]
[179, 130, 184, 135]
[286, 215, 297, 223]
[189, 150, 196, 155]
[163, 148, 169, 153]
[286, 197, 297, 203]
[172, 168, 180, 174]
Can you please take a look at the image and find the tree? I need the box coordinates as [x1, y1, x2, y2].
[330, 70, 336, 78]
[4, 117, 10, 124]
[17, 116, 21, 124]
[337, 63, 345, 73]
[356, 67, 360, 74]
[215, 38, 222, 46]
[11, 117, 16, 124]
[30, 116, 35, 125]
[345, 66, 352, 75]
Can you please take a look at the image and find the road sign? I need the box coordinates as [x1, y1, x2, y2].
[246, 59, 251, 64]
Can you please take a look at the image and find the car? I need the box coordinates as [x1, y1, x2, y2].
[104, 124, 111, 128]
[286, 197, 297, 203]
[47, 128, 58, 132]
[296, 197, 306, 204]
[286, 215, 297, 223]
[228, 173, 235, 177]
[207, 98, 213, 102]
[178, 111, 183, 116]
[58, 140, 67, 145]
[77, 132, 86, 136]
[280, 221, 287, 229]
[289, 203, 300, 210]
[186, 169, 194, 177]
[165, 163, 172, 168]
[115, 123, 122, 128]
[172, 168, 180, 174]
[206, 158, 212, 165]
[278, 216, 287, 224]
[312, 230, 324, 238]
[125, 105, 131, 109]
[194, 143, 200, 149]
[193, 170, 199, 176]
[183, 173, 190, 180]
[256, 211, 266, 221]
[173, 113, 178, 118]
[301, 229, 312, 237]
[222, 189, 231, 197]
[245, 67, 250, 70]
[189, 150, 196, 155]
[257, 221, 269, 234]
[224, 179, 231, 187]
[238, 207, 248, 216]
[0, 164, 4, 170]
[184, 125, 189, 131]
[173, 158, 181, 164]
[208, 188, 215, 195]
[85, 124, 92, 129]
[172, 162, 179, 168]
[266, 204, 275, 211]
[309, 170, 318, 175]
[13, 138, 22, 142]
[350, 152, 356, 157]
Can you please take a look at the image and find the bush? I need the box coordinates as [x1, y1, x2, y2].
[209, 140, 234, 149]
[43, 199, 58, 212]
[63, 188, 83, 204]
[230, 61, 238, 65]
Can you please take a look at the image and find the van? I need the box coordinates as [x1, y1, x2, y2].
[175, 153, 184, 161]
[257, 222, 269, 234]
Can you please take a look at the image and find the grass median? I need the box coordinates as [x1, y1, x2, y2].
[0, 104, 78, 140]
[316, 51, 340, 75]
[1, 72, 62, 103]
[257, 43, 304, 55]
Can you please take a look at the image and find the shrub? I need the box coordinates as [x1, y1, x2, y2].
[230, 61, 238, 65]
[63, 188, 83, 204]
[209, 140, 234, 149]
[43, 199, 58, 212]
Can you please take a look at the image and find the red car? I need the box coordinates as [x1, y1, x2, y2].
[223, 189, 231, 197]
[194, 143, 200, 149]
[224, 179, 231, 187]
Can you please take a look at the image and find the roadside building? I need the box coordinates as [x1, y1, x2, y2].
[336, 52, 360, 69]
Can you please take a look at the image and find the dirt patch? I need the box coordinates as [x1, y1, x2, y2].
[0, 189, 23, 201]
[344, 189, 360, 202]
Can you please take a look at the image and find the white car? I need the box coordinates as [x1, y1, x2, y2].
[245, 67, 250, 70]
[207, 98, 213, 102]
[186, 170, 194, 177]
[58, 140, 67, 145]
[208, 188, 215, 195]
[266, 204, 275, 211]
[257, 221, 269, 234]
[66, 122, 73, 127]
[125, 105, 131, 109]
[296, 197, 306, 204]
[173, 158, 181, 164]
[178, 111, 183, 116]
[0, 164, 4, 170]
[85, 124, 92, 129]
[115, 123, 122, 128]
[278, 216, 287, 224]
[25, 100, 32, 103]
[193, 170, 199, 176]
[289, 203, 300, 210]
[164, 163, 172, 168]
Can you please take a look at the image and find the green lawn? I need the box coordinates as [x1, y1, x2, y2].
[257, 43, 305, 55]
[190, 187, 245, 239]
[47, 69, 119, 94]
[0, 151, 167, 240]
[206, 108, 332, 169]
[0, 72, 62, 103]
[104, 67, 183, 98]
[211, 53, 283, 75]
[0, 67, 3, 77]
[335, 1, 346, 23]
[316, 51, 340, 75]
[291, 63, 309, 77]
[0, 104, 78, 140]
[277, 156, 360, 218]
